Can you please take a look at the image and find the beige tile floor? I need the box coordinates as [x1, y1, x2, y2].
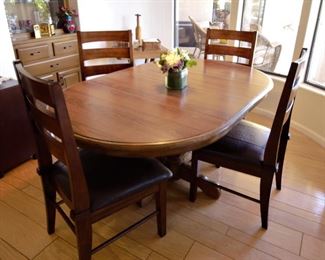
[0, 113, 325, 259]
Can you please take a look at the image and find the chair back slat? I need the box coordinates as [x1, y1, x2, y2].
[29, 105, 63, 139]
[78, 30, 131, 42]
[264, 48, 307, 165]
[20, 74, 55, 107]
[205, 28, 257, 66]
[208, 29, 256, 42]
[44, 132, 67, 164]
[82, 64, 132, 79]
[206, 45, 254, 60]
[77, 30, 134, 81]
[14, 61, 90, 211]
[82, 47, 131, 60]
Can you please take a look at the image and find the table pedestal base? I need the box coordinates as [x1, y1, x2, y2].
[160, 153, 221, 200]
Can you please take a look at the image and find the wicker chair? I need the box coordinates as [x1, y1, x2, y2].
[189, 16, 207, 58]
[253, 33, 282, 72]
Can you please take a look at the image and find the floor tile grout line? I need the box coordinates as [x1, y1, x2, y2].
[31, 238, 58, 260]
[0, 199, 50, 231]
[225, 226, 299, 259]
[187, 202, 304, 255]
[0, 237, 29, 260]
[219, 176, 325, 207]
[183, 240, 195, 260]
[215, 188, 325, 227]
[299, 233, 304, 257]
[220, 195, 325, 227]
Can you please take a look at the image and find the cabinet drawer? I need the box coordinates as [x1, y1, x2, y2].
[17, 44, 51, 64]
[58, 68, 81, 88]
[53, 40, 78, 56]
[24, 54, 79, 76]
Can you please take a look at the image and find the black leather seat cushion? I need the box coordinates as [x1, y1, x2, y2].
[201, 120, 270, 165]
[52, 150, 172, 211]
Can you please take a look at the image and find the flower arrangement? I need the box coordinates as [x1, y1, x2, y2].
[57, 6, 78, 21]
[156, 48, 197, 73]
[56, 6, 77, 33]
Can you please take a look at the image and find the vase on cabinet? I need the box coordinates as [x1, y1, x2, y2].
[63, 15, 76, 33]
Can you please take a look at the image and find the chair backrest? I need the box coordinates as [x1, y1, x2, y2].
[77, 30, 134, 81]
[14, 61, 89, 211]
[204, 28, 257, 66]
[188, 16, 207, 50]
[264, 48, 308, 166]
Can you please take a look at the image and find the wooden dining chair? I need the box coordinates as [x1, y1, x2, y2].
[14, 61, 172, 260]
[77, 30, 134, 80]
[204, 28, 257, 66]
[190, 48, 308, 229]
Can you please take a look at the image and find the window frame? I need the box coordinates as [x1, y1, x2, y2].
[305, 0, 325, 90]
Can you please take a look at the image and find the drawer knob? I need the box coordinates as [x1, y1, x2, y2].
[50, 63, 60, 68]
[30, 51, 41, 56]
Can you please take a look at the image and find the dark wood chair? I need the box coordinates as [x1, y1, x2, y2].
[14, 61, 172, 260]
[204, 28, 257, 66]
[77, 30, 134, 81]
[190, 48, 308, 229]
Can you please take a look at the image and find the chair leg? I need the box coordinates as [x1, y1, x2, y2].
[156, 181, 167, 237]
[40, 174, 56, 234]
[192, 47, 197, 57]
[275, 166, 283, 191]
[260, 172, 274, 229]
[75, 213, 92, 260]
[276, 137, 289, 190]
[189, 155, 199, 202]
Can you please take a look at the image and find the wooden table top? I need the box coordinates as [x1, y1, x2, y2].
[64, 60, 273, 157]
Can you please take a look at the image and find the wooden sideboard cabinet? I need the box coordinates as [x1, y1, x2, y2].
[0, 80, 36, 178]
[12, 32, 81, 89]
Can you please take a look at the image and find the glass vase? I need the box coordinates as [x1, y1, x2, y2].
[63, 16, 76, 33]
[165, 68, 188, 90]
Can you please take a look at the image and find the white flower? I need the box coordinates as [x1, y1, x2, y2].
[165, 52, 181, 67]
[156, 47, 196, 73]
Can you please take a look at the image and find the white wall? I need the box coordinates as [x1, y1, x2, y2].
[0, 1, 17, 79]
[255, 78, 325, 147]
[177, 0, 213, 22]
[77, 0, 174, 48]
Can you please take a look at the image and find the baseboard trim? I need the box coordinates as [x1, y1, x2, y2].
[254, 107, 325, 148]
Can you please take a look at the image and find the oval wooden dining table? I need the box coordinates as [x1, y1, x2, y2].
[64, 59, 273, 198]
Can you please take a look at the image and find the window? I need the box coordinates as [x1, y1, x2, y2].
[175, 0, 213, 48]
[174, 0, 325, 90]
[242, 0, 303, 75]
[306, 0, 325, 89]
[211, 0, 231, 29]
